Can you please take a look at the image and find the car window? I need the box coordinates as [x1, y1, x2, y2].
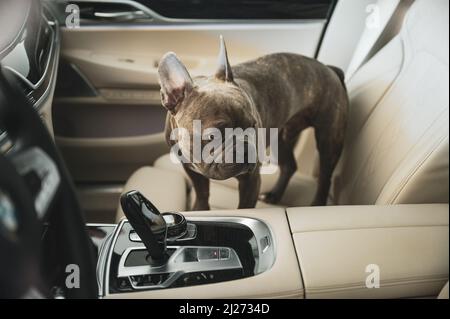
[135, 0, 335, 20]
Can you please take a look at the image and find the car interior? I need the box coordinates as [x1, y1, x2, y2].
[0, 0, 448, 299]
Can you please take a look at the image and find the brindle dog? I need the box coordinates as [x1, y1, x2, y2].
[158, 37, 348, 210]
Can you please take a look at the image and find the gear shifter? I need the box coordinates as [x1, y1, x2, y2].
[120, 190, 168, 266]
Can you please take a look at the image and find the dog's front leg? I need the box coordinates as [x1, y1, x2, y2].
[183, 164, 211, 210]
[237, 171, 261, 209]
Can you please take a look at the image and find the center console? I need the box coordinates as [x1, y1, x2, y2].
[107, 216, 275, 294]
[88, 191, 302, 298]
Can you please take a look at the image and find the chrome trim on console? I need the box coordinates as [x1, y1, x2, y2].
[117, 245, 242, 290]
[101, 216, 276, 296]
[187, 217, 277, 275]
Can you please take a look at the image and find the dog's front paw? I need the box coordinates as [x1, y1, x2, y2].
[259, 192, 282, 204]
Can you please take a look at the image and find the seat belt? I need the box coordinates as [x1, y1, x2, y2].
[357, 0, 415, 71]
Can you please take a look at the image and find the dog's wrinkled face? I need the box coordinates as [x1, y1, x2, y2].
[158, 37, 260, 180]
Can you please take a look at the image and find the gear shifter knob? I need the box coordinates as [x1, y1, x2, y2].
[120, 190, 168, 266]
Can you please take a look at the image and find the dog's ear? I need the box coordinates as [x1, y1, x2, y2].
[215, 35, 234, 82]
[158, 52, 194, 114]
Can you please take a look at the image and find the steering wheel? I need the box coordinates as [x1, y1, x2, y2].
[0, 68, 97, 298]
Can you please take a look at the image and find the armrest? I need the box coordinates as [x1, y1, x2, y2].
[287, 204, 449, 299]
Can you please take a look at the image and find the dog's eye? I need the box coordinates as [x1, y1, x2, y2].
[204, 134, 215, 141]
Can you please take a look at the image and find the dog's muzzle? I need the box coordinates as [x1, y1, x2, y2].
[206, 141, 258, 180]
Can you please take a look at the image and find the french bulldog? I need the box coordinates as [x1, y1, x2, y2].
[158, 36, 348, 210]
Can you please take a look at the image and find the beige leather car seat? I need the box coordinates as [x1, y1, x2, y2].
[116, 0, 449, 219]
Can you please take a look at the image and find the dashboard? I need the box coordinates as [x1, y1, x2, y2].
[0, 0, 60, 152]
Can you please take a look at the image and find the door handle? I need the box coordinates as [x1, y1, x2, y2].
[93, 10, 148, 21]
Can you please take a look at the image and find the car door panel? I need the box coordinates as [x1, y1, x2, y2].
[60, 23, 325, 88]
[56, 132, 167, 181]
